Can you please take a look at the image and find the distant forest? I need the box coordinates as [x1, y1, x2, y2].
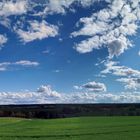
[0, 104, 140, 119]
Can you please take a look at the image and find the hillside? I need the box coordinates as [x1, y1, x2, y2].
[0, 116, 140, 140]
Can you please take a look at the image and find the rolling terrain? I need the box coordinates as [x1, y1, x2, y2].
[0, 116, 140, 140]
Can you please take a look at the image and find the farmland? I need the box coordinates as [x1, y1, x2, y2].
[0, 116, 140, 140]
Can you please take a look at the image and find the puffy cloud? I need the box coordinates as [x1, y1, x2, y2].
[72, 19, 112, 37]
[0, 0, 28, 17]
[0, 60, 39, 71]
[69, 92, 140, 103]
[43, 0, 75, 15]
[38, 0, 98, 15]
[73, 36, 101, 53]
[0, 84, 62, 104]
[0, 0, 104, 45]
[0, 34, 7, 47]
[0, 0, 98, 18]
[1, 89, 140, 104]
[78, 0, 97, 7]
[0, 62, 11, 71]
[0, 17, 11, 28]
[0, 91, 61, 105]
[37, 85, 61, 98]
[117, 78, 140, 90]
[0, 67, 6, 71]
[74, 81, 107, 92]
[71, 0, 140, 58]
[0, 83, 140, 104]
[108, 37, 130, 58]
[101, 60, 140, 90]
[0, 0, 96, 18]
[16, 20, 58, 43]
[73, 85, 82, 90]
[83, 81, 107, 92]
[101, 61, 140, 77]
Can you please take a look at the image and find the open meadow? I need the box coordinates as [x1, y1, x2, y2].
[0, 116, 140, 140]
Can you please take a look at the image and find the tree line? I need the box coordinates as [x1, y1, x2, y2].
[0, 104, 140, 119]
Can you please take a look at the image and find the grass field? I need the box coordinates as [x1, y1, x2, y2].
[0, 116, 140, 140]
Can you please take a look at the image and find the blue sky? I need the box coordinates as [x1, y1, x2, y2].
[0, 0, 140, 104]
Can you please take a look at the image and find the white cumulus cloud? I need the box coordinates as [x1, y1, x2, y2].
[0, 60, 39, 71]
[74, 81, 107, 92]
[0, 0, 28, 17]
[83, 81, 107, 92]
[101, 61, 140, 77]
[117, 78, 140, 90]
[16, 20, 58, 42]
[101, 60, 140, 90]
[37, 85, 61, 98]
[71, 0, 140, 58]
[0, 34, 8, 47]
[0, 87, 140, 104]
[16, 20, 58, 43]
[37, 0, 98, 15]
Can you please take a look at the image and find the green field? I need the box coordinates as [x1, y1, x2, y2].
[0, 117, 140, 140]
